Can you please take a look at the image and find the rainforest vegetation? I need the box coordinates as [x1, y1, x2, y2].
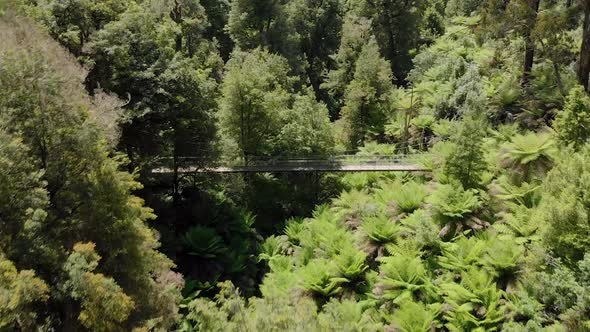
[2, 0, 590, 330]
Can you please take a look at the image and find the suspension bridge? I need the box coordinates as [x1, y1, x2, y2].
[151, 154, 430, 174]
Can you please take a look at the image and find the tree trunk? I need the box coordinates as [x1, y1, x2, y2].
[171, 0, 183, 52]
[522, 0, 541, 87]
[172, 133, 180, 207]
[553, 61, 566, 96]
[578, 0, 590, 92]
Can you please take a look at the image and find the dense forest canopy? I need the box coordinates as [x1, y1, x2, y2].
[2, 0, 590, 330]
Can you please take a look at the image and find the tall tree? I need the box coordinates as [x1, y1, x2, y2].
[32, 0, 129, 57]
[351, 0, 441, 83]
[339, 37, 394, 149]
[218, 49, 294, 163]
[86, 1, 222, 195]
[443, 115, 487, 189]
[227, 0, 300, 69]
[554, 86, 590, 148]
[218, 49, 334, 162]
[521, 0, 541, 87]
[199, 0, 233, 59]
[482, 0, 544, 87]
[322, 14, 372, 117]
[579, 0, 590, 91]
[286, 0, 344, 105]
[534, 1, 578, 96]
[0, 14, 182, 330]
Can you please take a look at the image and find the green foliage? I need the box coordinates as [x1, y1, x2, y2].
[482, 237, 524, 283]
[63, 242, 135, 332]
[353, 0, 442, 80]
[442, 116, 488, 189]
[399, 210, 442, 251]
[539, 146, 590, 264]
[284, 218, 305, 246]
[0, 256, 49, 330]
[489, 176, 542, 209]
[274, 91, 335, 156]
[493, 205, 542, 245]
[554, 85, 590, 149]
[530, 262, 581, 316]
[438, 235, 488, 272]
[298, 215, 354, 261]
[332, 244, 369, 282]
[339, 36, 394, 149]
[85, 0, 222, 165]
[227, 0, 298, 66]
[33, 0, 129, 56]
[218, 49, 333, 161]
[10, 0, 590, 330]
[0, 15, 181, 330]
[318, 299, 382, 331]
[218, 48, 292, 160]
[323, 14, 372, 112]
[332, 189, 379, 224]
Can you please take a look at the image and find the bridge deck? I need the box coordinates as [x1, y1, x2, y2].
[152, 164, 429, 174]
[151, 155, 430, 174]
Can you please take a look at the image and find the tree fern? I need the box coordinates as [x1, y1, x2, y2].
[182, 226, 228, 259]
[438, 235, 488, 272]
[388, 300, 442, 332]
[429, 184, 481, 219]
[300, 259, 348, 298]
[499, 131, 556, 182]
[441, 268, 506, 331]
[284, 217, 306, 246]
[332, 244, 369, 282]
[259, 257, 298, 298]
[489, 175, 541, 209]
[385, 238, 424, 259]
[259, 235, 290, 262]
[493, 205, 542, 245]
[399, 210, 442, 253]
[375, 255, 436, 304]
[482, 237, 524, 289]
[360, 215, 402, 245]
[332, 189, 380, 226]
[428, 184, 487, 237]
[376, 181, 427, 214]
[298, 216, 354, 261]
[319, 299, 383, 331]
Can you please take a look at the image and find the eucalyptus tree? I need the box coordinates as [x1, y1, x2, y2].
[578, 0, 590, 91]
[286, 0, 344, 104]
[0, 14, 182, 330]
[323, 14, 372, 117]
[350, 0, 444, 82]
[339, 37, 394, 149]
[32, 0, 129, 57]
[554, 86, 590, 148]
[86, 0, 223, 201]
[481, 0, 543, 87]
[227, 0, 300, 70]
[218, 48, 334, 163]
